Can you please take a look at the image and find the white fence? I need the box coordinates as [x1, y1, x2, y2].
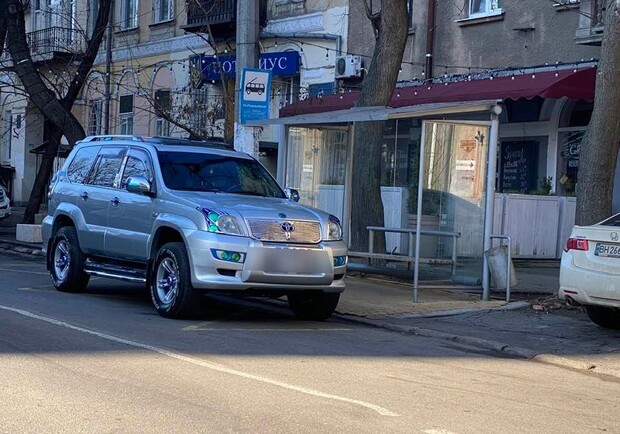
[316, 185, 574, 260]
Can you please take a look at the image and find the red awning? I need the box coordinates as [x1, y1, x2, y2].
[280, 67, 596, 117]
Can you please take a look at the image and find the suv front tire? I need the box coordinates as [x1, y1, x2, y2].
[150, 242, 200, 319]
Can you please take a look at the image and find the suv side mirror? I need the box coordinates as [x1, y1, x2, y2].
[126, 176, 153, 196]
[284, 187, 300, 202]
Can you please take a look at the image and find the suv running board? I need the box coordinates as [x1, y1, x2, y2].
[84, 259, 147, 283]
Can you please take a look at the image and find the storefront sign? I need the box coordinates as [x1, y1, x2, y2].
[189, 51, 299, 87]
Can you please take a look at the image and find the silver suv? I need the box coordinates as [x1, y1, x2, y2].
[42, 135, 347, 319]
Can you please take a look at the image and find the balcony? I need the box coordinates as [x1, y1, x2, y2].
[1, 26, 84, 67]
[184, 0, 267, 38]
[185, 0, 236, 33]
[575, 0, 605, 45]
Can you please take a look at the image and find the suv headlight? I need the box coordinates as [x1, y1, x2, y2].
[327, 215, 342, 241]
[199, 207, 244, 236]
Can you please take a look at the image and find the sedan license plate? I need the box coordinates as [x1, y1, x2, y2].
[594, 243, 620, 258]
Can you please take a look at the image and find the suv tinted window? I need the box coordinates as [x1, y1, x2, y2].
[67, 146, 100, 184]
[89, 147, 127, 188]
[158, 151, 284, 198]
[121, 148, 154, 188]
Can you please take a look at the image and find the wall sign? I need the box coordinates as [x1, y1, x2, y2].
[189, 51, 299, 87]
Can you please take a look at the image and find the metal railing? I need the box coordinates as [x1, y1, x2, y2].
[27, 27, 81, 55]
[186, 0, 235, 27]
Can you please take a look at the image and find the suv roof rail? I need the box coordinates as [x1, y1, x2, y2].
[143, 136, 235, 150]
[81, 135, 145, 143]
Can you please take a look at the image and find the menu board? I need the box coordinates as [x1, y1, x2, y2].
[500, 141, 538, 193]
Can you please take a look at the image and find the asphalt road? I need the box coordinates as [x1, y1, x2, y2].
[1, 252, 619, 434]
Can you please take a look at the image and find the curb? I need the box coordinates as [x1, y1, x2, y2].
[0, 238, 44, 257]
[388, 301, 530, 319]
[336, 314, 620, 380]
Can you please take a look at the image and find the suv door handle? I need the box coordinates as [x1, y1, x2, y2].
[80, 192, 89, 201]
[110, 197, 120, 206]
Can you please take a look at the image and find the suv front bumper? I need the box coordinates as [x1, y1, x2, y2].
[184, 230, 347, 293]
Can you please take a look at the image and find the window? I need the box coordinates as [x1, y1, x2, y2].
[407, 0, 414, 31]
[119, 0, 138, 30]
[469, 0, 502, 17]
[154, 89, 171, 136]
[88, 100, 103, 136]
[89, 147, 127, 187]
[1, 111, 12, 165]
[67, 146, 100, 184]
[86, 0, 99, 37]
[121, 148, 153, 188]
[152, 0, 173, 23]
[119, 94, 134, 135]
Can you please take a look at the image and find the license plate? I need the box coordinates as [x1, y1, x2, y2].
[594, 243, 620, 258]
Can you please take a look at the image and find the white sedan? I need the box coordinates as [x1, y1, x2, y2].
[559, 214, 620, 329]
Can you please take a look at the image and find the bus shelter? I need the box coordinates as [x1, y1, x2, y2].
[252, 100, 503, 302]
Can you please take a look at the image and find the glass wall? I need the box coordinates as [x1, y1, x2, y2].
[420, 121, 490, 284]
[286, 127, 348, 221]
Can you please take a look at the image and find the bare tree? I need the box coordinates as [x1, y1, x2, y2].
[0, 0, 112, 223]
[349, 0, 409, 252]
[575, 0, 620, 225]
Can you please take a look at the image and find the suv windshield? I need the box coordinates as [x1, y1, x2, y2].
[158, 151, 285, 198]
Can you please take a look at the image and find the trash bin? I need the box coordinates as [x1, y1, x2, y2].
[485, 245, 518, 290]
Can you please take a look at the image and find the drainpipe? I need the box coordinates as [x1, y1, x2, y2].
[104, 0, 114, 135]
[425, 0, 436, 79]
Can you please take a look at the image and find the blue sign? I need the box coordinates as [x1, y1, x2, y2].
[240, 68, 272, 124]
[189, 51, 299, 85]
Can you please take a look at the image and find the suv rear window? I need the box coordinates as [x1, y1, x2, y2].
[158, 151, 284, 198]
[67, 146, 100, 184]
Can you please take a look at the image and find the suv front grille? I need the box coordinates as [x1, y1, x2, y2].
[247, 219, 322, 244]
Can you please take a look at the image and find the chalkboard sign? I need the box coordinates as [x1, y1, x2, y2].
[500, 141, 539, 193]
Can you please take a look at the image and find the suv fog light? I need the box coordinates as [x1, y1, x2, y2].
[211, 249, 246, 263]
[333, 256, 347, 267]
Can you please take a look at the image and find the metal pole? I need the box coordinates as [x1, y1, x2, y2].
[103, 0, 114, 135]
[452, 235, 458, 276]
[234, 0, 259, 156]
[413, 121, 427, 303]
[276, 124, 287, 185]
[482, 108, 501, 301]
[342, 123, 355, 247]
[506, 236, 512, 303]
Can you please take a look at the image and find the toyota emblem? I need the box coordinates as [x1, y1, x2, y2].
[611, 232, 619, 241]
[280, 222, 295, 233]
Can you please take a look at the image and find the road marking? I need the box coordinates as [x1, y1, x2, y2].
[0, 267, 48, 276]
[0, 303, 398, 417]
[422, 430, 459, 434]
[186, 327, 353, 332]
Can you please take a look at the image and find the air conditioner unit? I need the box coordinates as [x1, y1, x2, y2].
[335, 55, 362, 79]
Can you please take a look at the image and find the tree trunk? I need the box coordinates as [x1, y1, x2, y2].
[350, 0, 408, 252]
[0, 0, 112, 223]
[575, 0, 620, 225]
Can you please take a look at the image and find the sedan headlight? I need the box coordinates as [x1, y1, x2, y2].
[199, 207, 244, 236]
[327, 215, 342, 241]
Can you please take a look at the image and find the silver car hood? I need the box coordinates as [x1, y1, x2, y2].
[172, 191, 329, 222]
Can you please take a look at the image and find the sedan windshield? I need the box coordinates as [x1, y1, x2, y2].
[157, 151, 285, 198]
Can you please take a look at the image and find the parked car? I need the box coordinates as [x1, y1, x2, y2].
[42, 135, 347, 320]
[559, 214, 620, 329]
[0, 184, 11, 220]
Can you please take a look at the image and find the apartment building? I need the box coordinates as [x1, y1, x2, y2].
[0, 0, 349, 203]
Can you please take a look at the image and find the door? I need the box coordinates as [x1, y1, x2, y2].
[105, 147, 155, 261]
[79, 146, 127, 256]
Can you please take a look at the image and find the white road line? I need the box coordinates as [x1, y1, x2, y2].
[0, 267, 48, 276]
[0, 303, 399, 417]
[422, 429, 459, 434]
